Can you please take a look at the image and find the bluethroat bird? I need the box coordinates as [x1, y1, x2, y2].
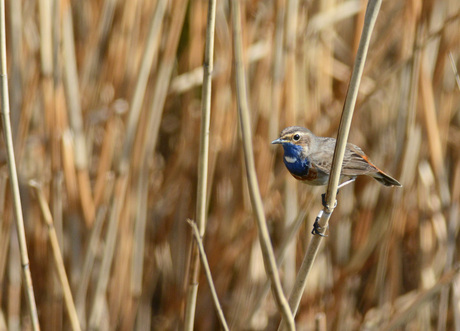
[272, 126, 402, 235]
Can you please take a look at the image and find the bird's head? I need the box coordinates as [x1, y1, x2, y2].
[271, 126, 315, 158]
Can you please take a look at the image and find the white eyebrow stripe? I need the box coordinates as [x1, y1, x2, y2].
[284, 156, 296, 163]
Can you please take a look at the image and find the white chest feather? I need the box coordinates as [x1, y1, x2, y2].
[284, 156, 296, 163]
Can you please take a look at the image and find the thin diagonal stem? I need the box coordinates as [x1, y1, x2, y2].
[279, 0, 383, 328]
[196, 0, 216, 239]
[325, 0, 382, 211]
[0, 0, 40, 329]
[231, 0, 295, 329]
[187, 219, 229, 331]
[29, 181, 81, 331]
[183, 0, 217, 330]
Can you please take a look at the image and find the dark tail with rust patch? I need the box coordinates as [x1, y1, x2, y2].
[370, 171, 402, 187]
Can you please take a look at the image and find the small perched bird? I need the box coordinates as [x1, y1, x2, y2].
[272, 126, 401, 236]
[272, 126, 402, 188]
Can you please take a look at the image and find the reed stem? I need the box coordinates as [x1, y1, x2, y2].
[184, 0, 217, 329]
[231, 0, 295, 329]
[187, 219, 229, 331]
[0, 0, 40, 329]
[279, 0, 383, 328]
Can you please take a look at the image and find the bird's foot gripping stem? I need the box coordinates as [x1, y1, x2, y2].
[321, 193, 338, 210]
[320, 177, 356, 209]
[311, 210, 328, 237]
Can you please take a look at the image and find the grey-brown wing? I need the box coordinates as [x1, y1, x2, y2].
[308, 138, 334, 175]
[341, 143, 378, 176]
[310, 143, 377, 176]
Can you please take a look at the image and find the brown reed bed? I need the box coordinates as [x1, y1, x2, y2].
[1, 0, 460, 330]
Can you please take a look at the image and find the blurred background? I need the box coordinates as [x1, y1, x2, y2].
[0, 0, 459, 330]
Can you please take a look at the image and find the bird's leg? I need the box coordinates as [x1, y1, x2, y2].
[337, 177, 356, 190]
[321, 177, 356, 209]
[315, 178, 357, 236]
[311, 210, 328, 237]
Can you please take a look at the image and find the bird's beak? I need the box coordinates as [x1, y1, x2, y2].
[271, 138, 283, 144]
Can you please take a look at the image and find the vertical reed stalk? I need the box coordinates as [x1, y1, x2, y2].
[8, 0, 22, 136]
[0, 0, 40, 329]
[88, 176, 128, 330]
[279, 0, 383, 328]
[130, 0, 168, 298]
[2, 0, 459, 328]
[184, 0, 217, 330]
[315, 312, 327, 331]
[140, 0, 188, 162]
[231, 0, 295, 329]
[119, 0, 167, 174]
[283, 0, 299, 295]
[62, 1, 95, 227]
[0, 171, 9, 283]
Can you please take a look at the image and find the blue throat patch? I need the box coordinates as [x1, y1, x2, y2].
[282, 143, 310, 177]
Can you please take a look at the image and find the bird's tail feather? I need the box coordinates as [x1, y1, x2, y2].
[371, 171, 402, 187]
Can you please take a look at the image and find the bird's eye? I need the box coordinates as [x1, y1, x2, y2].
[293, 134, 300, 141]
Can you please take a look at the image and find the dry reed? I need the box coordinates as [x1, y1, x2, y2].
[232, 0, 296, 328]
[183, 0, 217, 329]
[0, 0, 459, 330]
[187, 219, 229, 331]
[0, 0, 39, 329]
[280, 2, 383, 329]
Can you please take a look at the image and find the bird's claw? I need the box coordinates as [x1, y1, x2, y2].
[311, 214, 328, 237]
[321, 192, 338, 210]
[314, 188, 342, 236]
